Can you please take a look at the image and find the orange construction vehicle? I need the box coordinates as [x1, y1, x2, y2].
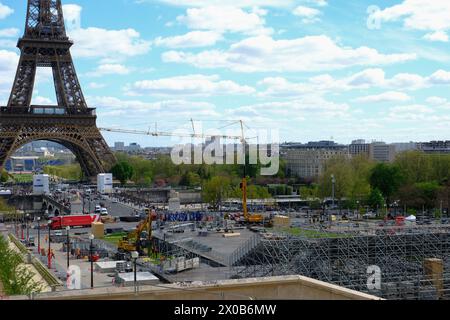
[118, 208, 157, 256]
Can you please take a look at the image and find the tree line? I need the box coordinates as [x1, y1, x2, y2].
[311, 151, 450, 214]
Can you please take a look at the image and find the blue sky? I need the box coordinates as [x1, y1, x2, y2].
[1, 0, 450, 147]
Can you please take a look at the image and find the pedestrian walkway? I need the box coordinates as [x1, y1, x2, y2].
[50, 242, 117, 289]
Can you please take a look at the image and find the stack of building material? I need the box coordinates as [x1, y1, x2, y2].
[91, 222, 105, 239]
[95, 261, 126, 273]
[424, 258, 444, 299]
[114, 272, 159, 287]
[223, 233, 240, 238]
[101, 215, 116, 224]
[273, 215, 290, 228]
[163, 257, 200, 272]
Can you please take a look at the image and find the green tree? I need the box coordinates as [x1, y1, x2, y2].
[0, 236, 42, 295]
[319, 156, 354, 201]
[111, 161, 134, 185]
[43, 164, 82, 180]
[394, 151, 433, 185]
[300, 185, 319, 199]
[369, 163, 403, 202]
[202, 176, 232, 210]
[367, 188, 385, 210]
[247, 185, 271, 199]
[0, 170, 9, 183]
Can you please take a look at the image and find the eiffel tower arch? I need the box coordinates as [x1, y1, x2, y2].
[0, 0, 116, 179]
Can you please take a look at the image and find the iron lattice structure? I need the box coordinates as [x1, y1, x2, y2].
[233, 226, 450, 300]
[0, 0, 115, 178]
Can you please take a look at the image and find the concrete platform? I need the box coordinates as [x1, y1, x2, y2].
[154, 228, 256, 266]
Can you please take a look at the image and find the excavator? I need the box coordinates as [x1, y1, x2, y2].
[118, 208, 157, 256]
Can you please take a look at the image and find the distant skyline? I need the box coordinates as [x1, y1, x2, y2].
[1, 0, 450, 147]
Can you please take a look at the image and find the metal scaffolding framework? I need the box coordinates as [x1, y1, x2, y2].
[232, 225, 450, 300]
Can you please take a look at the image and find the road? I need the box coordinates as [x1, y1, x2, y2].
[70, 194, 140, 218]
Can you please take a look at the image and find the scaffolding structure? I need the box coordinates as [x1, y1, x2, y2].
[233, 225, 450, 300]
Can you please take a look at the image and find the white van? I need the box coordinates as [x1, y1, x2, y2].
[100, 208, 108, 216]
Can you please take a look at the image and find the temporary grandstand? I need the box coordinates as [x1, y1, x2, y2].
[231, 225, 450, 300]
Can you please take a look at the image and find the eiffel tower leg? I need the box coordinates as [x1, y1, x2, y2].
[0, 122, 116, 180]
[8, 59, 37, 108]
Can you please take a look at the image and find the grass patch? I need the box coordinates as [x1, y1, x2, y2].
[104, 232, 127, 245]
[11, 174, 33, 183]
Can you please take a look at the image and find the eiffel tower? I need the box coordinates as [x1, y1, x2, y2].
[0, 0, 116, 179]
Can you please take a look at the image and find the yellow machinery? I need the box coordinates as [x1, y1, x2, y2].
[118, 208, 157, 256]
[240, 177, 264, 224]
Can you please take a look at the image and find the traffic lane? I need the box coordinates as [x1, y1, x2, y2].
[26, 221, 140, 238]
[75, 197, 137, 217]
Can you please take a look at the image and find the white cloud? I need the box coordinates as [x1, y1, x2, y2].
[308, 0, 327, 6]
[90, 96, 219, 118]
[88, 64, 131, 77]
[148, 0, 294, 8]
[162, 35, 416, 73]
[426, 96, 447, 105]
[0, 28, 19, 37]
[0, 3, 13, 19]
[176, 6, 272, 35]
[258, 67, 450, 98]
[69, 28, 151, 59]
[389, 104, 434, 120]
[428, 70, 450, 85]
[226, 95, 350, 120]
[32, 96, 54, 105]
[293, 6, 321, 23]
[0, 39, 16, 48]
[62, 5, 150, 59]
[126, 74, 255, 97]
[426, 96, 450, 109]
[154, 31, 223, 48]
[354, 91, 411, 103]
[423, 31, 449, 42]
[88, 82, 106, 89]
[0, 50, 19, 98]
[63, 4, 82, 30]
[374, 1, 450, 40]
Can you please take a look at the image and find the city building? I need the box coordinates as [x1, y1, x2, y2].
[392, 142, 418, 153]
[418, 141, 450, 154]
[282, 141, 348, 179]
[369, 142, 396, 163]
[349, 140, 370, 157]
[114, 142, 125, 152]
[125, 143, 142, 153]
[350, 139, 401, 162]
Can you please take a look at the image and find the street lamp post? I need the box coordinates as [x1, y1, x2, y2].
[82, 193, 86, 214]
[26, 213, 30, 243]
[47, 220, 52, 269]
[37, 217, 41, 254]
[21, 215, 25, 240]
[131, 251, 139, 294]
[89, 234, 94, 289]
[66, 226, 70, 269]
[356, 201, 360, 219]
[331, 175, 336, 208]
